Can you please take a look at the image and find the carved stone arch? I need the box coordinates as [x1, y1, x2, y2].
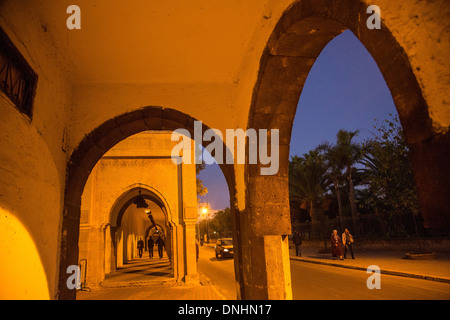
[247, 0, 448, 236]
[145, 224, 166, 239]
[108, 185, 171, 229]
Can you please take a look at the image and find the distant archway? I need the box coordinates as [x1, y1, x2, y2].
[109, 186, 170, 229]
[105, 186, 171, 268]
[146, 224, 166, 238]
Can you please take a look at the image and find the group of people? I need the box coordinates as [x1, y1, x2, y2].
[292, 228, 356, 260]
[137, 235, 165, 259]
[331, 228, 355, 260]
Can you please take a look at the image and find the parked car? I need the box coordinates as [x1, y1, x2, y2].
[215, 238, 234, 259]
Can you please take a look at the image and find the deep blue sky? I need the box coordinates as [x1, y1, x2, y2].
[198, 30, 397, 211]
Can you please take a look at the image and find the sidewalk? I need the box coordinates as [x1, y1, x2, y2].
[77, 246, 450, 300]
[76, 276, 225, 300]
[289, 246, 450, 284]
[77, 254, 226, 300]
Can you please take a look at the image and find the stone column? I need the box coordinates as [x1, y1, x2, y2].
[182, 205, 198, 283]
[172, 224, 185, 282]
[183, 219, 198, 284]
[235, 174, 293, 300]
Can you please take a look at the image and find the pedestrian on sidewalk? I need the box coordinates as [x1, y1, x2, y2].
[156, 235, 165, 259]
[137, 238, 144, 258]
[331, 230, 343, 260]
[148, 236, 154, 258]
[196, 240, 199, 262]
[292, 230, 303, 257]
[342, 228, 355, 259]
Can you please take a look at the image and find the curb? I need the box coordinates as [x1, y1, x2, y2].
[290, 256, 450, 284]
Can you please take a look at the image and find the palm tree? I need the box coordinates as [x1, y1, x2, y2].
[334, 129, 362, 235]
[318, 141, 346, 231]
[289, 149, 330, 238]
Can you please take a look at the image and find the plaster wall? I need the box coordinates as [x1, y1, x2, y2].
[0, 2, 72, 299]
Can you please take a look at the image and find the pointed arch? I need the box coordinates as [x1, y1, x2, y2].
[246, 0, 447, 235]
[239, 0, 450, 300]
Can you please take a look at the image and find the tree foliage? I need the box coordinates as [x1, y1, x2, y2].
[289, 149, 330, 237]
[198, 207, 233, 240]
[209, 208, 233, 237]
[359, 114, 419, 216]
[289, 114, 420, 238]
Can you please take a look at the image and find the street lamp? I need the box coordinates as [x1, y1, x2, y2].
[201, 205, 210, 244]
[197, 204, 210, 244]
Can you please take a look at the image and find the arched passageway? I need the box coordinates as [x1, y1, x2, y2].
[108, 187, 171, 273]
[241, 0, 450, 299]
[78, 149, 180, 286]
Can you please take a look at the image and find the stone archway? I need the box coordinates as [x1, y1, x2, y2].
[106, 186, 172, 273]
[145, 224, 166, 242]
[242, 0, 450, 299]
[58, 106, 236, 300]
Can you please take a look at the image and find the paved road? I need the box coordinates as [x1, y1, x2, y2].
[290, 261, 450, 300]
[197, 246, 450, 300]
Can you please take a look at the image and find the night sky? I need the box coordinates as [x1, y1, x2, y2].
[198, 30, 397, 211]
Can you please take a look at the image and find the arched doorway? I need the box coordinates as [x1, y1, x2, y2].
[243, 0, 450, 299]
[58, 107, 237, 300]
[108, 187, 172, 273]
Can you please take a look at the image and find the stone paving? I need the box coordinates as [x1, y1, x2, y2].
[76, 253, 225, 300]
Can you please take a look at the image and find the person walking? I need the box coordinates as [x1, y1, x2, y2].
[292, 230, 303, 257]
[330, 230, 343, 260]
[137, 238, 144, 258]
[342, 228, 355, 259]
[156, 235, 165, 259]
[148, 236, 154, 258]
